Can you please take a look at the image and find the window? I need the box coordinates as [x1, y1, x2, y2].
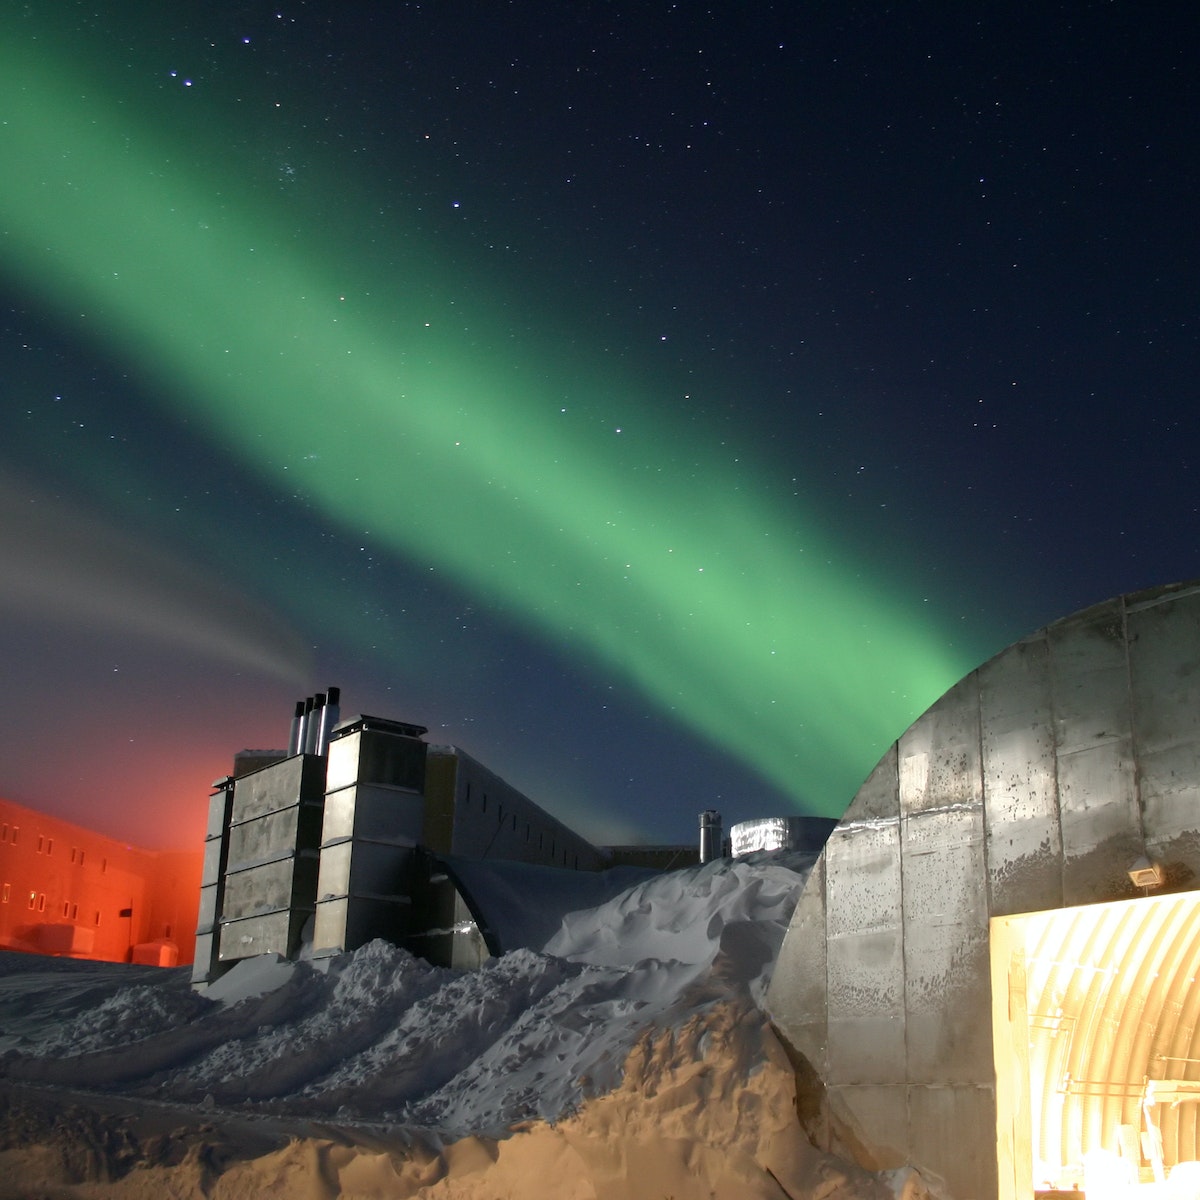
[525, 823, 530, 842]
[36, 835, 43, 853]
[481, 793, 487, 813]
[10, 827, 16, 845]
[70, 904, 77, 920]
[70, 847, 76, 864]
[511, 814, 517, 832]
[1, 883, 8, 903]
[465, 783, 471, 806]
[94, 911, 101, 926]
[46, 839, 52, 856]
[36, 894, 45, 913]
[62, 901, 70, 917]
[79, 850, 85, 866]
[1, 824, 7, 841]
[101, 858, 107, 874]
[27, 891, 35, 909]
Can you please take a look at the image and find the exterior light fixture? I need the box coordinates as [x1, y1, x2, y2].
[1128, 856, 1165, 890]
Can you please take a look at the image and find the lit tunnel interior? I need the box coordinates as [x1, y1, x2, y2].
[993, 892, 1200, 1196]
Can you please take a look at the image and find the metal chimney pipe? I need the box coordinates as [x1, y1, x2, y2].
[287, 700, 305, 756]
[316, 685, 341, 756]
[699, 809, 723, 864]
[304, 692, 325, 754]
[296, 695, 314, 755]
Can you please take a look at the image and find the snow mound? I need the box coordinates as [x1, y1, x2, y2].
[18, 982, 212, 1059]
[0, 853, 812, 1137]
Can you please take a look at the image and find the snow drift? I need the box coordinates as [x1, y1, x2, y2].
[0, 853, 921, 1199]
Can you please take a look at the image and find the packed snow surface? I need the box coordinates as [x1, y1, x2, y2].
[0, 853, 812, 1139]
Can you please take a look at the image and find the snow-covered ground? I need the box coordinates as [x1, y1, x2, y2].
[0, 853, 920, 1199]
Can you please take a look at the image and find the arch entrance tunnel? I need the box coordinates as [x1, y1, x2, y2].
[766, 580, 1200, 1199]
[993, 893, 1200, 1196]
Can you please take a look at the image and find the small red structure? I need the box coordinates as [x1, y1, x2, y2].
[0, 796, 202, 965]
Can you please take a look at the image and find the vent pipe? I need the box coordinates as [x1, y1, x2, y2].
[699, 809, 723, 864]
[287, 700, 305, 756]
[304, 692, 325, 754]
[316, 686, 341, 755]
[296, 695, 314, 755]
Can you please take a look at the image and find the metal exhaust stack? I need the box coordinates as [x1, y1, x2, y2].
[304, 692, 325, 754]
[699, 809, 723, 864]
[287, 700, 305, 756]
[316, 686, 340, 756]
[296, 695, 314, 755]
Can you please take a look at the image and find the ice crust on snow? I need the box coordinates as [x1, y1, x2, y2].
[0, 852, 814, 1140]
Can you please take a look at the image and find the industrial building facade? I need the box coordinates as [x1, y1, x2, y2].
[194, 702, 614, 984]
[766, 579, 1200, 1200]
[0, 795, 202, 965]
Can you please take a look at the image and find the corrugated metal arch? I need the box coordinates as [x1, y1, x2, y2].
[1001, 892, 1200, 1187]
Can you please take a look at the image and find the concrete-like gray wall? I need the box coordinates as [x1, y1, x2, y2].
[766, 579, 1200, 1199]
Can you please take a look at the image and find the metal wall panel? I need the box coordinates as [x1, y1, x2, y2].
[1049, 603, 1143, 905]
[827, 930, 906, 1084]
[852, 743, 899, 821]
[320, 784, 424, 846]
[219, 909, 300, 961]
[205, 786, 232, 843]
[902, 807, 990, 1083]
[825, 819, 901, 938]
[196, 882, 219, 933]
[899, 675, 983, 814]
[828, 1084, 909, 1169]
[226, 806, 301, 873]
[313, 893, 412, 956]
[825, 788, 905, 1083]
[221, 856, 297, 921]
[230, 754, 323, 824]
[908, 1085, 997, 1200]
[981, 635, 1063, 917]
[764, 856, 828, 1075]
[202, 835, 224, 884]
[1128, 588, 1200, 867]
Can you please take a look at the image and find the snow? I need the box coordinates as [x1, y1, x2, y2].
[0, 851, 918, 1198]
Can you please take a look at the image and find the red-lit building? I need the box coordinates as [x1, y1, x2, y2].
[0, 797, 202, 966]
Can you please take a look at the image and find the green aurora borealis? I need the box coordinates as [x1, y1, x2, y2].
[0, 31, 975, 819]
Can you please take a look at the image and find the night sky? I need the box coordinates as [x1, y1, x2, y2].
[2, 3, 1196, 851]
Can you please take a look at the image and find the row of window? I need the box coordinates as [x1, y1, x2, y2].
[462, 783, 581, 868]
[0, 882, 100, 924]
[0, 827, 105, 871]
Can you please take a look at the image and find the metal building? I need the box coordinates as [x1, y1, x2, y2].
[766, 579, 1200, 1199]
[194, 697, 616, 984]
